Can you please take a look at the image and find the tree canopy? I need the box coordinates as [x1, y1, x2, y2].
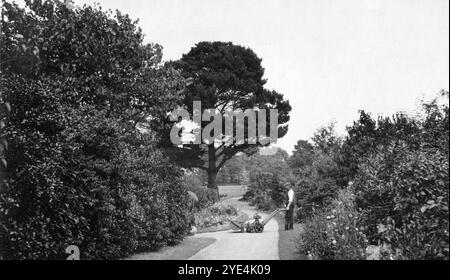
[168, 41, 291, 195]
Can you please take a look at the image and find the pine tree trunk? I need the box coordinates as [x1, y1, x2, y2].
[207, 169, 219, 201]
[207, 144, 219, 201]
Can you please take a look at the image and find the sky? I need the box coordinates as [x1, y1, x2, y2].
[73, 0, 449, 153]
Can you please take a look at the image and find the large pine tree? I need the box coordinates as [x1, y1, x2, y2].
[168, 42, 291, 199]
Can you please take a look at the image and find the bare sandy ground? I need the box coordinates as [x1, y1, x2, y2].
[188, 198, 280, 260]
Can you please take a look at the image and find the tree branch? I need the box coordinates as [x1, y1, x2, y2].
[217, 153, 233, 170]
[216, 143, 234, 158]
[195, 165, 208, 171]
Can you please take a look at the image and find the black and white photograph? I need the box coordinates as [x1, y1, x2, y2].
[0, 0, 448, 264]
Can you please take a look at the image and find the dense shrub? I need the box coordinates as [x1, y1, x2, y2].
[294, 165, 339, 220]
[295, 94, 448, 260]
[348, 94, 449, 260]
[0, 0, 189, 259]
[297, 209, 334, 259]
[183, 171, 216, 210]
[298, 189, 368, 260]
[291, 124, 343, 220]
[0, 105, 191, 259]
[241, 173, 285, 211]
[355, 142, 449, 259]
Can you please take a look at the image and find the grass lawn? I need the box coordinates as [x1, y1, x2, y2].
[218, 184, 247, 200]
[124, 237, 216, 260]
[274, 214, 309, 260]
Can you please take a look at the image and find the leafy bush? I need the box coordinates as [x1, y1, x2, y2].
[347, 93, 449, 259]
[298, 189, 368, 260]
[241, 173, 285, 211]
[291, 124, 344, 221]
[0, 0, 189, 259]
[194, 202, 238, 229]
[0, 108, 191, 259]
[294, 165, 339, 220]
[183, 171, 216, 210]
[297, 94, 449, 260]
[297, 209, 335, 259]
[355, 142, 449, 259]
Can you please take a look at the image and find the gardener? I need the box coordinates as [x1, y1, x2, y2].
[284, 182, 295, 230]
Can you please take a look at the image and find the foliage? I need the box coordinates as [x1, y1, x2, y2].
[291, 123, 343, 219]
[167, 41, 291, 194]
[0, 0, 188, 259]
[294, 166, 339, 220]
[219, 147, 290, 185]
[295, 93, 448, 259]
[288, 140, 314, 173]
[298, 189, 368, 260]
[348, 93, 449, 259]
[241, 172, 285, 211]
[194, 202, 238, 229]
[183, 170, 216, 210]
[217, 147, 291, 210]
[337, 110, 422, 184]
[244, 148, 291, 183]
[216, 156, 247, 184]
[354, 142, 449, 259]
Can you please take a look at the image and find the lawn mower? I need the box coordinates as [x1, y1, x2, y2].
[230, 208, 286, 233]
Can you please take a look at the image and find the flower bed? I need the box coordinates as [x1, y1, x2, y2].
[298, 189, 369, 260]
[194, 202, 239, 230]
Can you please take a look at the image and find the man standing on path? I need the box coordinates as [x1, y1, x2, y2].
[284, 182, 295, 230]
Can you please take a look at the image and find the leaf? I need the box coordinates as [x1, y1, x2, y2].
[377, 223, 387, 233]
